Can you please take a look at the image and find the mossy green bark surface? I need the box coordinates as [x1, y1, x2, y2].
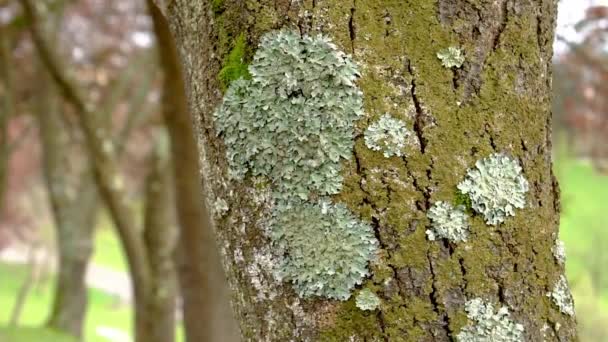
[166, 0, 576, 340]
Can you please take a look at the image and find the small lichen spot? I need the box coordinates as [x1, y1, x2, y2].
[214, 198, 229, 217]
[426, 201, 470, 242]
[437, 47, 465, 68]
[355, 289, 381, 311]
[552, 239, 566, 265]
[550, 275, 575, 316]
[364, 113, 411, 158]
[457, 298, 524, 342]
[458, 153, 529, 225]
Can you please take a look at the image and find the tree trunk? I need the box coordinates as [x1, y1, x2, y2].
[36, 70, 97, 339]
[147, 2, 240, 341]
[0, 25, 14, 218]
[164, 1, 576, 341]
[138, 140, 177, 342]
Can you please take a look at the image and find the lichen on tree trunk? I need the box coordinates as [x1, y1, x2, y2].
[165, 0, 577, 340]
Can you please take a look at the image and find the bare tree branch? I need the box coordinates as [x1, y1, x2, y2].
[19, 0, 151, 308]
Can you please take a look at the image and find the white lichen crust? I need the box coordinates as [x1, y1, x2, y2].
[426, 201, 470, 242]
[364, 113, 411, 158]
[457, 298, 524, 342]
[550, 275, 575, 316]
[437, 46, 465, 68]
[270, 200, 377, 300]
[552, 239, 566, 265]
[355, 289, 381, 311]
[458, 153, 529, 225]
[213, 30, 364, 201]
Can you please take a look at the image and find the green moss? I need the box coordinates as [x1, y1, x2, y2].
[211, 0, 225, 14]
[319, 299, 384, 341]
[218, 33, 251, 90]
[454, 189, 473, 212]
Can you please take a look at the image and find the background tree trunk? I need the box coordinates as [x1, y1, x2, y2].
[139, 139, 177, 342]
[165, 0, 576, 340]
[0, 25, 14, 218]
[147, 2, 240, 341]
[36, 69, 97, 340]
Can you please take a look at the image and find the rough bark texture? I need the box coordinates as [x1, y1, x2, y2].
[147, 1, 240, 340]
[165, 0, 577, 340]
[36, 72, 97, 339]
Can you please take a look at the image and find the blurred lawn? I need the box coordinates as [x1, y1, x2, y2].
[555, 154, 608, 340]
[0, 263, 132, 342]
[0, 327, 76, 342]
[92, 223, 127, 272]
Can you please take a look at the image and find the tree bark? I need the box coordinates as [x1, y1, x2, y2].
[170, 0, 577, 340]
[147, 2, 240, 341]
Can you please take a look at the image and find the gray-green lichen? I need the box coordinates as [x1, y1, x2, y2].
[552, 239, 566, 265]
[270, 200, 377, 300]
[426, 201, 470, 242]
[457, 298, 524, 342]
[550, 275, 575, 316]
[457, 153, 529, 225]
[363, 113, 411, 158]
[213, 29, 364, 201]
[355, 288, 381, 311]
[213, 29, 379, 301]
[437, 46, 465, 68]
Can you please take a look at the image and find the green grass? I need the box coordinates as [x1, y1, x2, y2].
[0, 327, 76, 342]
[0, 263, 132, 342]
[92, 225, 127, 272]
[556, 158, 608, 282]
[555, 155, 608, 339]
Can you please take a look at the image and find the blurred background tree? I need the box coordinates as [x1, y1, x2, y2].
[1, 0, 235, 341]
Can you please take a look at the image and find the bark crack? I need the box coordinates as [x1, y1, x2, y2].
[426, 250, 452, 339]
[484, 123, 498, 152]
[353, 148, 399, 341]
[491, 0, 509, 50]
[407, 61, 428, 154]
[348, 0, 356, 55]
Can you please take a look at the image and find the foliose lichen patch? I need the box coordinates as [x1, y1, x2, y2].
[457, 153, 529, 225]
[270, 200, 377, 300]
[214, 29, 378, 301]
[426, 201, 470, 242]
[364, 113, 412, 158]
[550, 275, 575, 316]
[437, 46, 465, 68]
[355, 288, 381, 311]
[213, 29, 364, 202]
[456, 298, 524, 342]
